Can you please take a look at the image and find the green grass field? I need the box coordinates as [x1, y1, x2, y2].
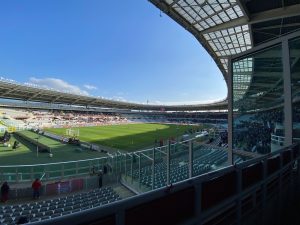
[0, 123, 207, 166]
[0, 130, 107, 165]
[45, 123, 205, 151]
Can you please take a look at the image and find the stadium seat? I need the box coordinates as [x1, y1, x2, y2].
[0, 186, 121, 223]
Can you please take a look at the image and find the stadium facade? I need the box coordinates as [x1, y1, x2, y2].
[0, 0, 300, 225]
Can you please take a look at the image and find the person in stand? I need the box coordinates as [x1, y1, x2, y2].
[32, 178, 42, 199]
[98, 170, 103, 188]
[16, 216, 28, 224]
[1, 181, 10, 203]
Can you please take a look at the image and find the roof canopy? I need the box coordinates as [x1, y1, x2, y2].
[149, 0, 300, 82]
[0, 79, 227, 111]
[2, 1, 299, 111]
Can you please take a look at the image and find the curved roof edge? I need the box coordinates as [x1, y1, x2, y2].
[149, 0, 255, 83]
[0, 80, 227, 111]
[149, 0, 300, 105]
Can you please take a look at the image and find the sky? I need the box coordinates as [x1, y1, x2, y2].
[0, 0, 227, 105]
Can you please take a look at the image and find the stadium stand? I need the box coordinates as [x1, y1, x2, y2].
[7, 143, 295, 225]
[0, 107, 128, 129]
[122, 112, 227, 124]
[128, 146, 243, 190]
[0, 0, 299, 224]
[0, 186, 121, 224]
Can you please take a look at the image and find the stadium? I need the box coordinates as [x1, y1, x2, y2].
[0, 0, 300, 225]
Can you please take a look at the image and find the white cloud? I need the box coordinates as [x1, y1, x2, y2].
[111, 96, 127, 102]
[28, 77, 89, 95]
[146, 98, 224, 105]
[84, 84, 98, 90]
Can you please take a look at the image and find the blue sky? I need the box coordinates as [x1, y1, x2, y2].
[0, 0, 227, 105]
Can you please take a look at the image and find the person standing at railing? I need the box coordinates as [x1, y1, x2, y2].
[32, 178, 42, 199]
[1, 181, 10, 203]
[98, 170, 103, 188]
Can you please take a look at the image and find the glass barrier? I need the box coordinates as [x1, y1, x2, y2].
[170, 141, 189, 184]
[0, 157, 108, 183]
[0, 137, 265, 187]
[290, 37, 300, 142]
[232, 44, 284, 154]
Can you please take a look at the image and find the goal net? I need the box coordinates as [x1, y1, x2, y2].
[65, 128, 80, 138]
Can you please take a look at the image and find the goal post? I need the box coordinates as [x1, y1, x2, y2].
[65, 128, 80, 138]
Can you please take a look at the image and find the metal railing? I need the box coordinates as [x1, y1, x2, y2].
[0, 157, 108, 183]
[271, 134, 300, 146]
[0, 136, 223, 184]
[33, 143, 300, 225]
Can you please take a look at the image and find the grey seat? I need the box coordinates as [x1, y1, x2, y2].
[62, 211, 71, 215]
[22, 205, 31, 211]
[31, 209, 39, 214]
[30, 217, 41, 222]
[34, 212, 44, 218]
[29, 202, 38, 207]
[80, 202, 89, 207]
[72, 204, 80, 210]
[2, 217, 13, 224]
[57, 203, 65, 208]
[51, 213, 61, 218]
[41, 216, 50, 221]
[12, 211, 21, 218]
[21, 210, 30, 216]
[59, 196, 67, 201]
[4, 208, 13, 214]
[81, 206, 89, 211]
[39, 207, 48, 212]
[31, 204, 40, 210]
[48, 205, 57, 210]
[44, 200, 52, 204]
[12, 205, 21, 210]
[92, 202, 101, 207]
[44, 210, 54, 216]
[63, 206, 73, 212]
[72, 208, 80, 213]
[65, 202, 73, 207]
[54, 208, 63, 214]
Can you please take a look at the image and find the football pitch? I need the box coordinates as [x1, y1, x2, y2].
[0, 123, 206, 166]
[45, 123, 205, 151]
[0, 130, 107, 166]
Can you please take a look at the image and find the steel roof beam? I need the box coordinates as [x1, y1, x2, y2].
[0, 80, 228, 111]
[51, 95, 64, 103]
[202, 4, 300, 34]
[253, 23, 300, 31]
[236, 0, 250, 21]
[1, 86, 22, 96]
[250, 4, 300, 25]
[149, 0, 228, 80]
[191, 2, 238, 25]
[26, 91, 45, 101]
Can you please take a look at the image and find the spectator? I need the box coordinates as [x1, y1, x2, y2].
[1, 181, 10, 203]
[103, 165, 108, 174]
[32, 178, 42, 199]
[16, 216, 28, 224]
[98, 170, 103, 188]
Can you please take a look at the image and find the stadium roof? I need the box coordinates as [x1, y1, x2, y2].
[149, 0, 300, 111]
[0, 79, 227, 111]
[1, 1, 299, 111]
[149, 0, 300, 83]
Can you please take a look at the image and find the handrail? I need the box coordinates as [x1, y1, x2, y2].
[0, 156, 108, 168]
[32, 142, 300, 225]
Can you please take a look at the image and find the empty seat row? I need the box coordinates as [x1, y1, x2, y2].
[0, 186, 121, 225]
